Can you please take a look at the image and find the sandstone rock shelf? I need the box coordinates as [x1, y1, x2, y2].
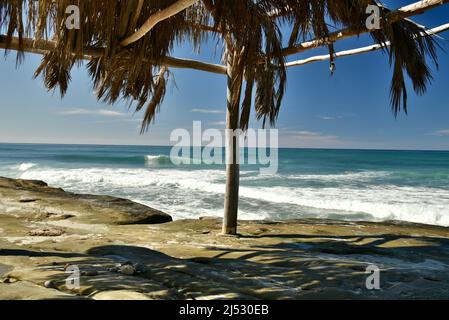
[1, 176, 449, 300]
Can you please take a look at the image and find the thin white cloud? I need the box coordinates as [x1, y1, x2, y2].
[191, 108, 224, 114]
[434, 129, 449, 136]
[59, 108, 125, 117]
[318, 113, 358, 120]
[93, 118, 142, 124]
[210, 121, 227, 126]
[318, 116, 337, 120]
[279, 129, 344, 148]
[283, 129, 332, 136]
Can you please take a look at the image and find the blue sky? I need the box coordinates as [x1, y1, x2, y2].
[0, 1, 448, 150]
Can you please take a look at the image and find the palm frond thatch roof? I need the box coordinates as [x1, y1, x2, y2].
[0, 0, 447, 130]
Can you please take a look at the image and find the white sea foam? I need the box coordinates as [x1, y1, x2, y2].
[13, 163, 38, 171]
[237, 185, 449, 226]
[239, 171, 389, 183]
[285, 171, 390, 182]
[18, 167, 449, 226]
[144, 155, 172, 166]
[144, 154, 200, 166]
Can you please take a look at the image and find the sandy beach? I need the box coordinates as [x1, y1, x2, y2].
[1, 176, 449, 300]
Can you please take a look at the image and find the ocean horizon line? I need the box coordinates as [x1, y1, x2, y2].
[0, 141, 448, 153]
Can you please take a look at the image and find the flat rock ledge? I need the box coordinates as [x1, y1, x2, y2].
[0, 176, 172, 225]
[1, 177, 449, 300]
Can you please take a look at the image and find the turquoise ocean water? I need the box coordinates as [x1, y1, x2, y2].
[1, 143, 448, 226]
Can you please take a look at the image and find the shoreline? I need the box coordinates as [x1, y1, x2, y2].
[3, 144, 449, 228]
[1, 176, 449, 300]
[2, 142, 449, 153]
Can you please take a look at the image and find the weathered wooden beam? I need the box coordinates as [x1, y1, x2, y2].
[283, 0, 449, 57]
[0, 35, 227, 75]
[120, 0, 199, 47]
[286, 23, 449, 68]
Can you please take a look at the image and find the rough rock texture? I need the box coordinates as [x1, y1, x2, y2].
[0, 176, 172, 225]
[1, 177, 449, 300]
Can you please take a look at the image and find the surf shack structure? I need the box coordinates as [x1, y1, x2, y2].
[1, 0, 448, 234]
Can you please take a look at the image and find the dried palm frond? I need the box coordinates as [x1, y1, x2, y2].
[370, 14, 440, 115]
[0, 0, 443, 129]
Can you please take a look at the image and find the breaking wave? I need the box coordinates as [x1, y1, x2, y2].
[17, 166, 449, 226]
[15, 162, 37, 171]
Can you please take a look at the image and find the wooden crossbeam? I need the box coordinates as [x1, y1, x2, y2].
[0, 36, 227, 75]
[283, 0, 449, 57]
[286, 23, 449, 68]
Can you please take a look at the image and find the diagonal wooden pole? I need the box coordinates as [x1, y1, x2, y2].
[120, 0, 199, 47]
[286, 22, 449, 68]
[283, 0, 449, 57]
